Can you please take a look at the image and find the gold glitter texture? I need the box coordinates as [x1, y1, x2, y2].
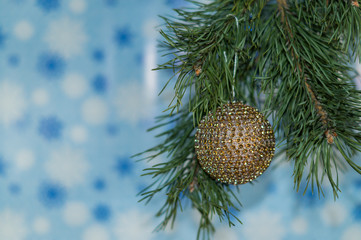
[195, 102, 275, 185]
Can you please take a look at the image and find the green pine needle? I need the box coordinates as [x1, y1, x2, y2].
[135, 1, 361, 239]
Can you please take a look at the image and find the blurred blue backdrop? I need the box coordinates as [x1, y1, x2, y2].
[0, 0, 361, 240]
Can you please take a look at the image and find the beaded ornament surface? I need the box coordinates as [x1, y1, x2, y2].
[195, 102, 275, 184]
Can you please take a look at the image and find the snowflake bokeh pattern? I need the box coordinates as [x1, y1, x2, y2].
[37, 0, 60, 12]
[45, 147, 89, 187]
[0, 1, 360, 240]
[14, 21, 34, 41]
[114, 27, 133, 47]
[92, 49, 105, 62]
[37, 52, 66, 79]
[92, 74, 107, 93]
[44, 17, 87, 58]
[33, 217, 51, 235]
[9, 183, 21, 195]
[93, 178, 106, 191]
[106, 123, 119, 136]
[353, 204, 361, 221]
[0, 209, 28, 240]
[38, 182, 67, 208]
[0, 81, 27, 126]
[166, 0, 188, 7]
[63, 201, 90, 226]
[0, 27, 6, 47]
[114, 157, 133, 176]
[104, 0, 118, 7]
[92, 204, 111, 222]
[38, 116, 63, 140]
[8, 54, 20, 66]
[0, 157, 6, 176]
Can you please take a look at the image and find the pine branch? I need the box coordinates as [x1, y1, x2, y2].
[260, 0, 361, 196]
[136, 105, 242, 239]
[137, 1, 266, 238]
[155, 0, 267, 123]
[136, 1, 361, 239]
[277, 0, 335, 143]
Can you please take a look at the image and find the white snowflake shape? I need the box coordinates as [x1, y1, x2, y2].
[0, 81, 27, 126]
[82, 97, 108, 125]
[320, 202, 347, 226]
[33, 217, 51, 235]
[83, 225, 110, 240]
[113, 82, 154, 124]
[342, 224, 361, 240]
[242, 209, 286, 240]
[44, 17, 87, 59]
[113, 209, 154, 240]
[45, 146, 89, 188]
[63, 201, 90, 226]
[0, 209, 28, 240]
[214, 226, 238, 240]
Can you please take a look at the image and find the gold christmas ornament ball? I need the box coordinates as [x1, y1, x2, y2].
[194, 102, 275, 185]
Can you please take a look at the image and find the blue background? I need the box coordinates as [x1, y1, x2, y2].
[0, 0, 361, 240]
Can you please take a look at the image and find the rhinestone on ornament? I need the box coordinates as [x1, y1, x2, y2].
[194, 102, 275, 185]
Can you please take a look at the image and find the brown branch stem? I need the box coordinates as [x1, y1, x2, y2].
[189, 160, 199, 193]
[277, 0, 336, 144]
